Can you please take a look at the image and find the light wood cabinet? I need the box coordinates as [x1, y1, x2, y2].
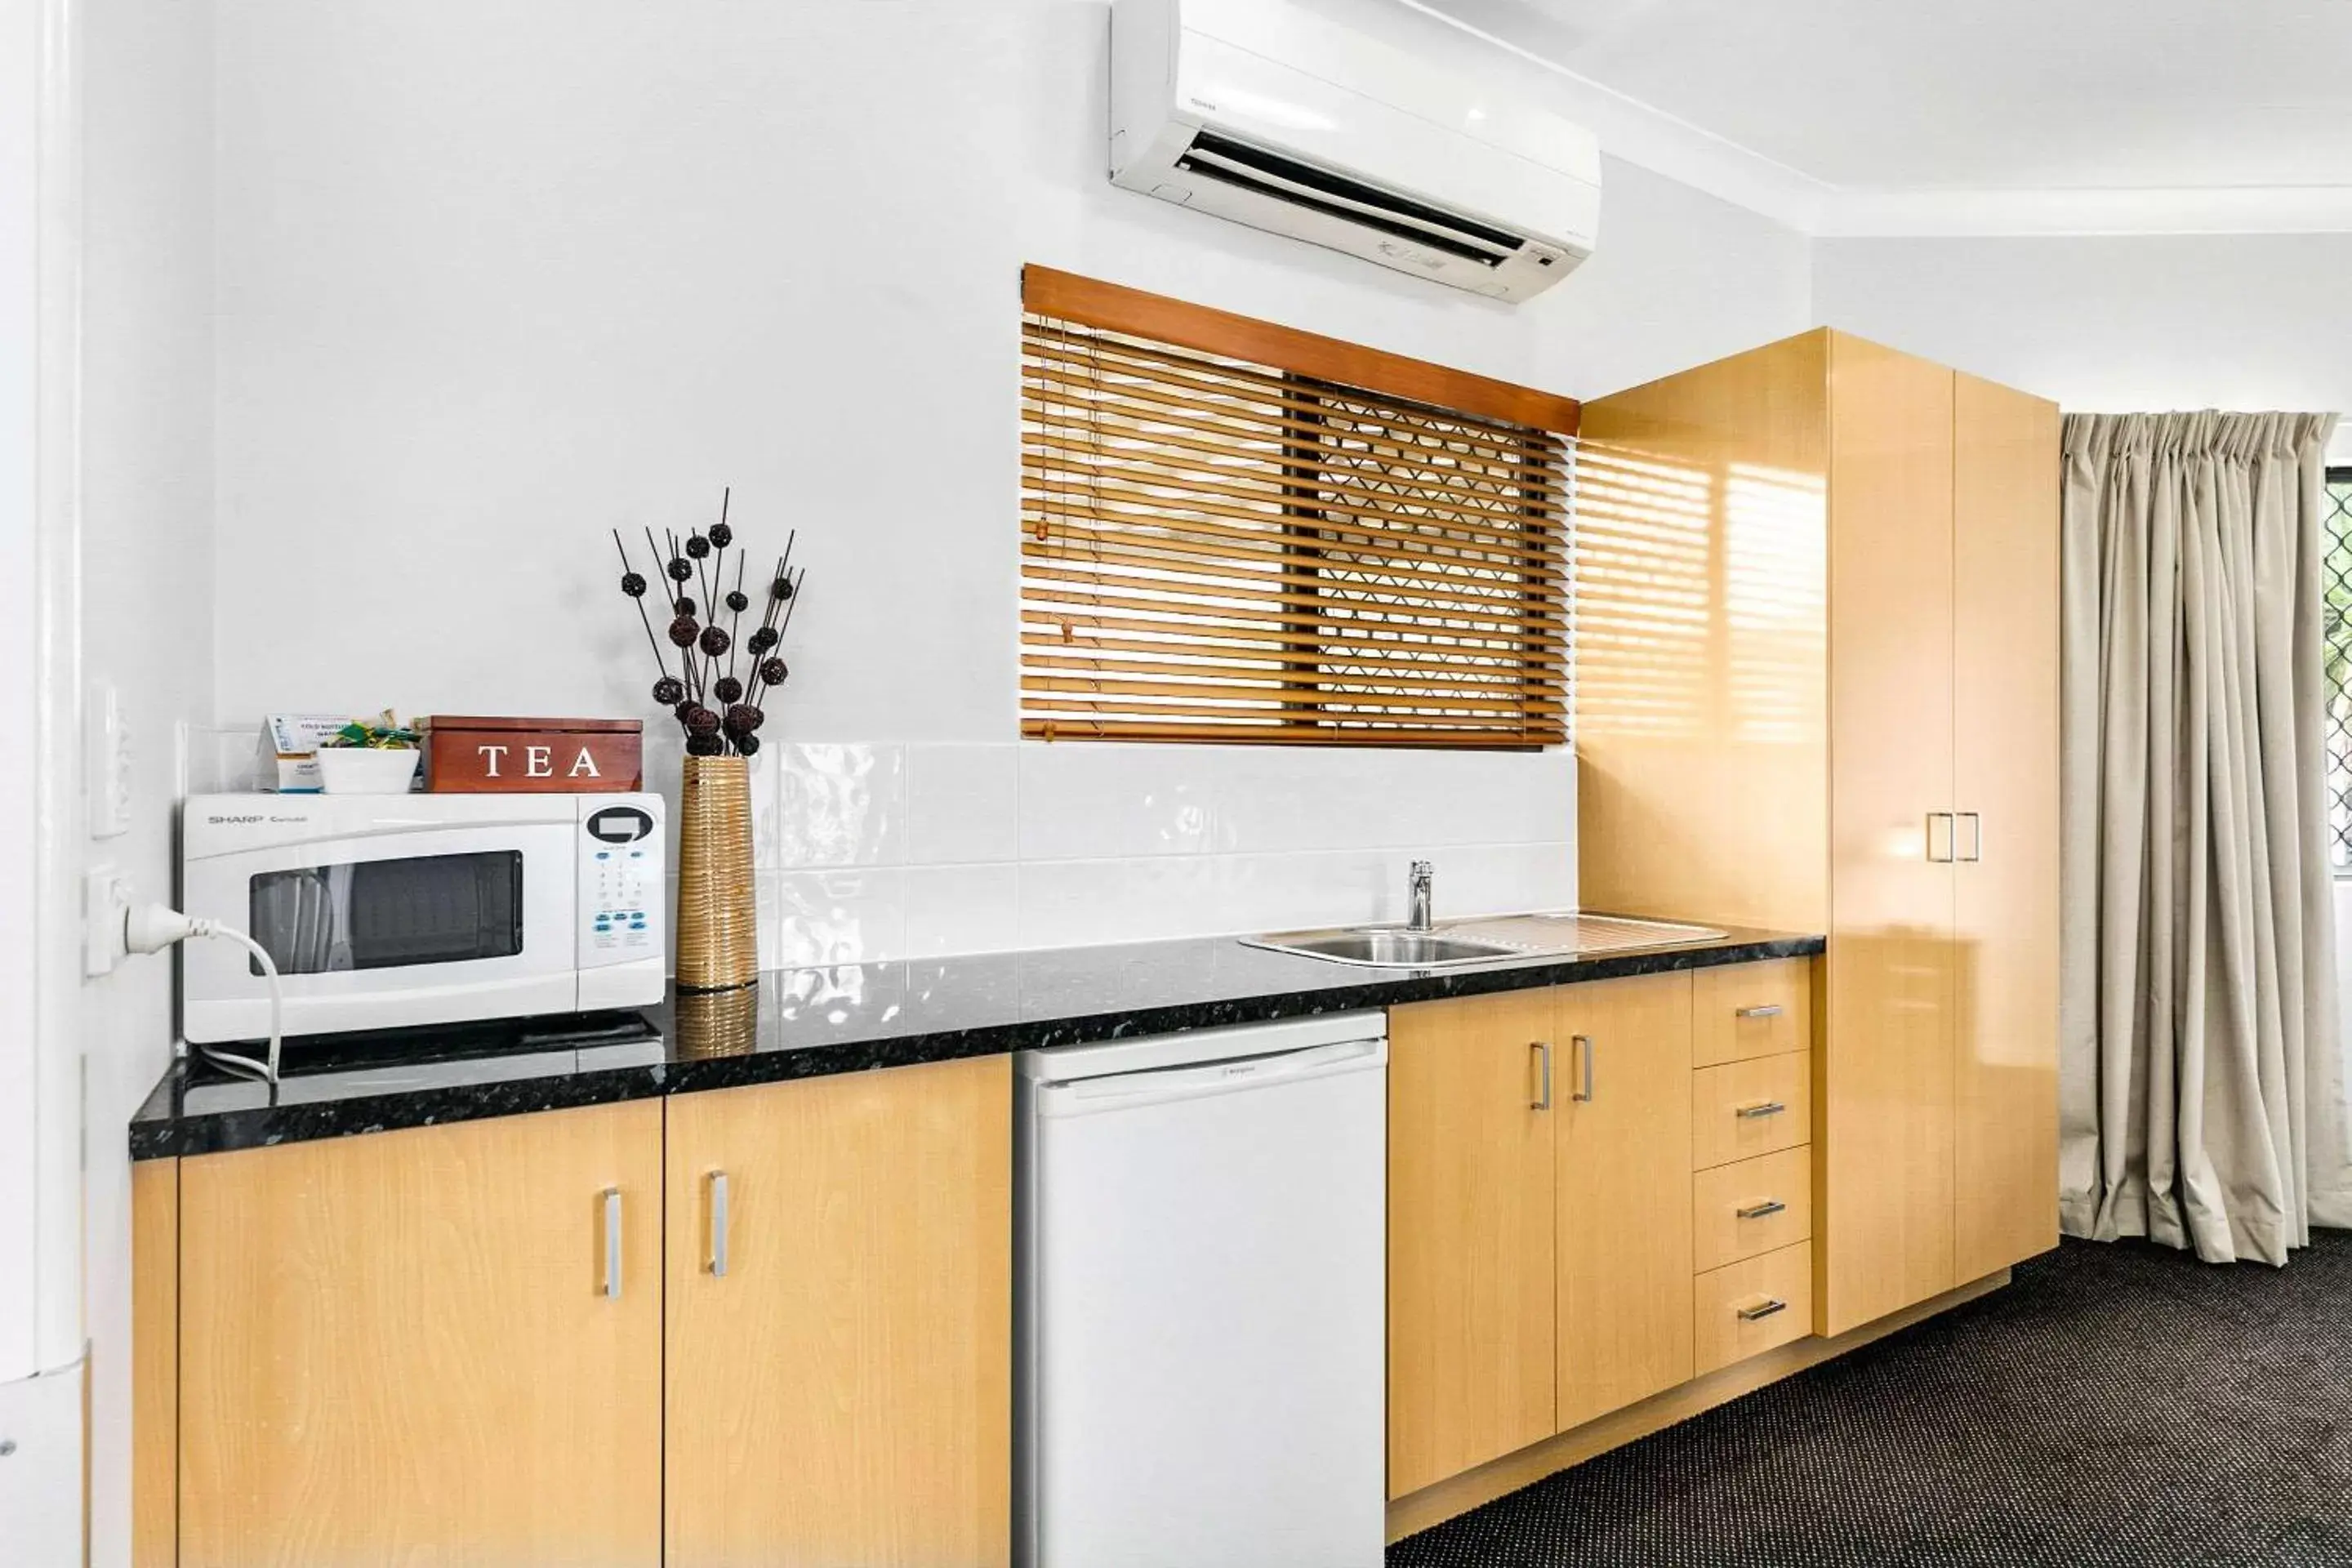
[1692, 1147, 1813, 1272]
[1389, 973, 1701, 1493]
[1690, 1051, 1812, 1171]
[1951, 372, 2064, 1282]
[1387, 988, 1558, 1498]
[1580, 329, 2060, 1338]
[663, 1056, 1012, 1568]
[176, 1102, 666, 1568]
[1693, 959, 1811, 1067]
[1693, 1240, 1814, 1375]
[1824, 339, 1960, 1330]
[1554, 972, 1694, 1430]
[154, 1062, 1013, 1567]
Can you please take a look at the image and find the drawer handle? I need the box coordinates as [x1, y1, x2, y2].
[602, 1187, 623, 1300]
[707, 1170, 730, 1278]
[1735, 1100, 1788, 1120]
[1738, 1298, 1789, 1322]
[1735, 1199, 1787, 1220]
[1735, 1004, 1784, 1020]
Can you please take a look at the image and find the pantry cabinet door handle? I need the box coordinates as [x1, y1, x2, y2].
[1738, 1298, 1789, 1322]
[1530, 1041, 1552, 1111]
[1572, 1035, 1595, 1102]
[707, 1170, 730, 1278]
[1925, 812, 1956, 863]
[1735, 1004, 1784, 1020]
[1735, 1100, 1788, 1120]
[1735, 1199, 1788, 1220]
[1958, 811, 1983, 863]
[602, 1187, 623, 1300]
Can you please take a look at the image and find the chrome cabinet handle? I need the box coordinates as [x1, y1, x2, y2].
[602, 1187, 623, 1300]
[1735, 1199, 1788, 1220]
[1738, 1298, 1789, 1322]
[707, 1170, 730, 1278]
[1735, 1004, 1784, 1020]
[1958, 812, 1983, 862]
[1735, 1100, 1788, 1120]
[1530, 1041, 1552, 1111]
[1572, 1035, 1595, 1102]
[1926, 812, 1957, 863]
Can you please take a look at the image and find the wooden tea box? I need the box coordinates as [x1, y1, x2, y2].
[421, 715, 644, 792]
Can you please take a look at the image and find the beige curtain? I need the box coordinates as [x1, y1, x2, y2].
[2060, 411, 2351, 1264]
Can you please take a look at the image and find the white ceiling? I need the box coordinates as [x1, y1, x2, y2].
[1406, 0, 2352, 232]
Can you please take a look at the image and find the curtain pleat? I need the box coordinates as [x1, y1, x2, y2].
[2060, 410, 2347, 1263]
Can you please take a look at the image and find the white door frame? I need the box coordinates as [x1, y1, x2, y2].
[1, 0, 87, 1553]
[1, 0, 85, 1387]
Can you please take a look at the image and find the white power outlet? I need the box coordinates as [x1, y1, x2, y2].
[83, 869, 131, 978]
[87, 681, 131, 840]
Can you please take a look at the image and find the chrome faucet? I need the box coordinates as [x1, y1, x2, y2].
[1407, 861, 1434, 933]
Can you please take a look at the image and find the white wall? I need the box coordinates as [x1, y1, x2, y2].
[207, 0, 1809, 951]
[1814, 233, 2352, 461]
[78, 0, 216, 1558]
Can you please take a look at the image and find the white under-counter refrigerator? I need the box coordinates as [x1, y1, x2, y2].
[1015, 1012, 1389, 1568]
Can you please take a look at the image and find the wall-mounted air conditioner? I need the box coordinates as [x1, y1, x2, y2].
[1109, 0, 1601, 303]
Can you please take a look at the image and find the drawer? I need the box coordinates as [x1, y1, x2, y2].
[1693, 959, 1812, 1067]
[1694, 1240, 1813, 1375]
[1691, 1052, 1811, 1170]
[1692, 1147, 1812, 1272]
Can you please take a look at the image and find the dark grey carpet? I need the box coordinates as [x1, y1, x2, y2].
[1389, 1232, 2352, 1568]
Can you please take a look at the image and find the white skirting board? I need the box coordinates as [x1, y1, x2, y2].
[0, 1358, 86, 1566]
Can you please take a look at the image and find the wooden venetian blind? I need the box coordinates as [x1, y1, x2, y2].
[1020, 266, 1578, 748]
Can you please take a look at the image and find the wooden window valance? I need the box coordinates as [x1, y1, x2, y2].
[1018, 265, 1579, 748]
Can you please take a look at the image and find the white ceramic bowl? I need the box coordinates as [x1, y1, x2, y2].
[314, 746, 420, 794]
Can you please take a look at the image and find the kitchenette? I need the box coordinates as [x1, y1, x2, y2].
[120, 285, 2061, 1565]
[131, 902, 1829, 1565]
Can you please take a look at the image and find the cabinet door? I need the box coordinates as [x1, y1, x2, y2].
[1824, 335, 1958, 1334]
[1953, 372, 2062, 1280]
[1387, 990, 1557, 1497]
[664, 1056, 1012, 1568]
[177, 1102, 664, 1567]
[1555, 972, 1695, 1430]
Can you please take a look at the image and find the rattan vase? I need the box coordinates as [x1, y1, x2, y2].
[675, 754, 757, 992]
[674, 979, 760, 1058]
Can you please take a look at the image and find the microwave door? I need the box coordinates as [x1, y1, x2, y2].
[182, 822, 581, 1042]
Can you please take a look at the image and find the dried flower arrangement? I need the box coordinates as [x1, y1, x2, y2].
[610, 489, 807, 758]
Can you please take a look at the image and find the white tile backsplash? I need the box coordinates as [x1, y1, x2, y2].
[1017, 744, 1229, 860]
[901, 863, 1022, 958]
[770, 866, 908, 968]
[773, 742, 906, 868]
[904, 743, 1018, 864]
[737, 738, 1584, 962]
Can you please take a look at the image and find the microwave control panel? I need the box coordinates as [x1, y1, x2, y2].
[579, 800, 664, 966]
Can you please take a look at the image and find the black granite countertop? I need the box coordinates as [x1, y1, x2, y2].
[129, 924, 1823, 1160]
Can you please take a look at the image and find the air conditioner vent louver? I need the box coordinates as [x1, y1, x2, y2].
[1177, 131, 1523, 268]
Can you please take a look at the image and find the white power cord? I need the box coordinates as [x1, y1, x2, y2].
[127, 903, 286, 1085]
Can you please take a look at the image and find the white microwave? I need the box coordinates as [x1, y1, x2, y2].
[180, 791, 667, 1045]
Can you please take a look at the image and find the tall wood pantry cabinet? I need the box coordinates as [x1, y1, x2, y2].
[1575, 328, 2061, 1335]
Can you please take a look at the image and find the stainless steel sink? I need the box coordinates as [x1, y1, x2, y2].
[1245, 911, 1726, 969]
[1251, 929, 1525, 968]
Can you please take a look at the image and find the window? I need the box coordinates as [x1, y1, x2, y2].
[2326, 466, 2352, 866]
[1018, 266, 1576, 748]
